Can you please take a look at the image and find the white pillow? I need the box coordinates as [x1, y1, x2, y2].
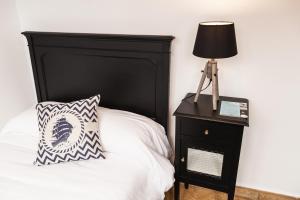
[98, 107, 172, 159]
[0, 106, 38, 136]
[0, 106, 172, 159]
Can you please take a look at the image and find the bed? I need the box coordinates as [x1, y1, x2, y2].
[0, 32, 174, 200]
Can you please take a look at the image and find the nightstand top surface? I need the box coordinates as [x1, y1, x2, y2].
[174, 93, 249, 127]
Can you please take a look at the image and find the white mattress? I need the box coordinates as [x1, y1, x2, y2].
[0, 107, 174, 200]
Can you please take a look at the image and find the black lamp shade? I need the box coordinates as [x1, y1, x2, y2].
[193, 21, 237, 59]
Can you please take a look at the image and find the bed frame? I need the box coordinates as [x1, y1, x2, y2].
[22, 31, 174, 133]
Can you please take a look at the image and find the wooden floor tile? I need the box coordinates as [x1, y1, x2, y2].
[164, 184, 297, 200]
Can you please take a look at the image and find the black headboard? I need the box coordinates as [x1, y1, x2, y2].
[22, 31, 174, 133]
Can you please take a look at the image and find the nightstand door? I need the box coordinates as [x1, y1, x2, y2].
[180, 135, 234, 189]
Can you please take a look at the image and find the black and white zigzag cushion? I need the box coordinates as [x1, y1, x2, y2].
[34, 95, 104, 166]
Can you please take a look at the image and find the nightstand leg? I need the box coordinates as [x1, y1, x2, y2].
[184, 182, 189, 189]
[174, 180, 180, 200]
[228, 190, 235, 200]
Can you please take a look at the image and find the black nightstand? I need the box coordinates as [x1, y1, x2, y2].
[173, 93, 249, 200]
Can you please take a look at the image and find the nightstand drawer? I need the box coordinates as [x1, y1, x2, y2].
[180, 118, 239, 140]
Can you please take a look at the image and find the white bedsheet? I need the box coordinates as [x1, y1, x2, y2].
[0, 107, 174, 200]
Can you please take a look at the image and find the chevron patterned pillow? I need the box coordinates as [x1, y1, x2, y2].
[34, 95, 105, 166]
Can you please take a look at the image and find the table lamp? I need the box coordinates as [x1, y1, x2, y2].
[193, 21, 237, 110]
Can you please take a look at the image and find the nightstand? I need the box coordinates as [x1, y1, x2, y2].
[173, 93, 249, 200]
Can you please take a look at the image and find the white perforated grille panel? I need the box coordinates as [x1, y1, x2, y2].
[187, 148, 224, 177]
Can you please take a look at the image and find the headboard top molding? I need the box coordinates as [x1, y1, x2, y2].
[22, 31, 174, 53]
[22, 31, 174, 41]
[22, 31, 174, 133]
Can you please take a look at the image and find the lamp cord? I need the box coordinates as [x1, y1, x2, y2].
[201, 79, 212, 92]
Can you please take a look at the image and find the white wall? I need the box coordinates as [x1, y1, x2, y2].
[0, 0, 35, 128]
[11, 0, 300, 197]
